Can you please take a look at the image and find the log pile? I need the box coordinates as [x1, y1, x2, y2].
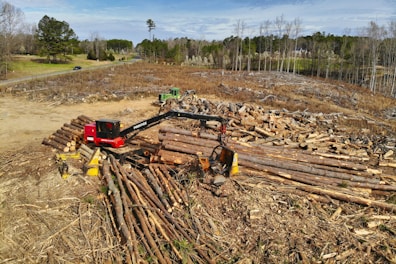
[103, 155, 221, 263]
[156, 126, 396, 212]
[42, 115, 93, 152]
[99, 121, 396, 263]
[163, 97, 395, 162]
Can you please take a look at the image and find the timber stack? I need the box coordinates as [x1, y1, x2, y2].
[162, 97, 396, 162]
[154, 98, 396, 207]
[157, 125, 396, 210]
[42, 115, 94, 152]
[103, 155, 220, 263]
[100, 117, 396, 262]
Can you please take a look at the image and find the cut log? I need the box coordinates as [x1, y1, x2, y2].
[236, 152, 380, 185]
[159, 126, 219, 141]
[297, 184, 396, 212]
[244, 169, 396, 212]
[153, 166, 179, 207]
[77, 115, 94, 124]
[158, 164, 188, 206]
[142, 168, 172, 212]
[254, 126, 276, 137]
[56, 129, 78, 140]
[228, 142, 369, 171]
[52, 132, 74, 143]
[102, 160, 135, 257]
[61, 125, 83, 137]
[70, 119, 86, 129]
[50, 134, 72, 147]
[157, 149, 194, 165]
[42, 138, 69, 152]
[78, 144, 94, 159]
[312, 151, 369, 162]
[162, 139, 214, 157]
[158, 132, 219, 148]
[379, 160, 396, 168]
[239, 157, 396, 192]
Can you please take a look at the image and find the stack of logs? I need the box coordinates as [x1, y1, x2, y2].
[103, 155, 222, 263]
[155, 125, 396, 212]
[165, 98, 396, 163]
[42, 115, 93, 152]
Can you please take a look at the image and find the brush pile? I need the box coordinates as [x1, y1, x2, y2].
[103, 155, 227, 263]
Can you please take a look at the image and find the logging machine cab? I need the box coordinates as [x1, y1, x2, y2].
[84, 119, 124, 148]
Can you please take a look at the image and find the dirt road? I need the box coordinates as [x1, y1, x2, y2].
[0, 95, 158, 152]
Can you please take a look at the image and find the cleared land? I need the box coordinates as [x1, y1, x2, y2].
[1, 62, 396, 263]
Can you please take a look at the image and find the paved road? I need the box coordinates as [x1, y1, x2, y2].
[0, 69, 78, 86]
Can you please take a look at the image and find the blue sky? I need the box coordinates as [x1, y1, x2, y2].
[14, 0, 396, 45]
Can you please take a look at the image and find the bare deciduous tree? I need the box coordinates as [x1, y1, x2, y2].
[292, 18, 302, 75]
[263, 20, 272, 71]
[239, 21, 246, 71]
[275, 15, 285, 72]
[338, 28, 351, 81]
[20, 23, 37, 55]
[90, 32, 106, 61]
[0, 1, 24, 78]
[233, 20, 242, 71]
[258, 23, 264, 72]
[285, 21, 292, 73]
[389, 21, 396, 96]
[366, 21, 386, 93]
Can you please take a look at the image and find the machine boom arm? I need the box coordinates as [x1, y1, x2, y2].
[120, 110, 227, 140]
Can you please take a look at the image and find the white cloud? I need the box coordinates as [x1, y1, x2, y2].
[13, 0, 396, 43]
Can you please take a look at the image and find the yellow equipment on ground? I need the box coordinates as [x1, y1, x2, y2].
[230, 152, 239, 176]
[55, 152, 81, 179]
[84, 148, 101, 177]
[198, 145, 239, 177]
[56, 152, 81, 161]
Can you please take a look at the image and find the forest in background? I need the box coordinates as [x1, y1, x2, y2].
[137, 19, 396, 98]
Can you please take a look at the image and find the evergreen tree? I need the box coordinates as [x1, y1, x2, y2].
[36, 15, 77, 63]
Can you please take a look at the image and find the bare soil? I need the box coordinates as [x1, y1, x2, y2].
[1, 62, 396, 263]
[0, 96, 158, 152]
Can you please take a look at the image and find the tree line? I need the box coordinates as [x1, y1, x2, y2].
[137, 19, 396, 97]
[2, 2, 396, 97]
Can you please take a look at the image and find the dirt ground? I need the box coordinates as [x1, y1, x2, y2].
[0, 96, 159, 152]
[1, 63, 396, 263]
[0, 95, 162, 263]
